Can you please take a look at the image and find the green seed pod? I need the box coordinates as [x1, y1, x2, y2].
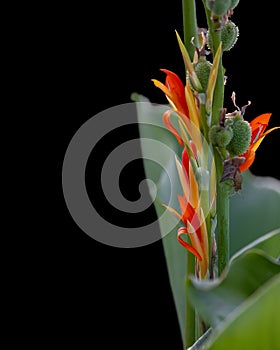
[191, 58, 212, 92]
[207, 21, 239, 52]
[221, 21, 239, 51]
[226, 115, 252, 156]
[209, 125, 233, 147]
[230, 0, 240, 10]
[206, 0, 231, 16]
[209, 125, 221, 145]
[216, 127, 234, 147]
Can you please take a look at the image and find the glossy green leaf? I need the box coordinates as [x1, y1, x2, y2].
[231, 228, 280, 260]
[187, 250, 280, 327]
[201, 274, 280, 350]
[229, 171, 280, 255]
[133, 94, 187, 343]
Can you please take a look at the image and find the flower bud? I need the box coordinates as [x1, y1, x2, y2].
[206, 0, 231, 16]
[226, 115, 252, 156]
[207, 21, 239, 52]
[209, 124, 233, 147]
[189, 58, 212, 92]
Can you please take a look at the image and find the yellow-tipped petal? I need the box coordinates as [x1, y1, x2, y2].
[152, 79, 172, 100]
[205, 42, 222, 115]
[162, 203, 182, 222]
[187, 221, 204, 261]
[188, 211, 209, 279]
[175, 30, 203, 92]
[251, 126, 280, 152]
[185, 80, 200, 129]
[189, 161, 200, 209]
[175, 156, 190, 202]
[210, 157, 217, 212]
[185, 81, 203, 157]
[197, 208, 209, 265]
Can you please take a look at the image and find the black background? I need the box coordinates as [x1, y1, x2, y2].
[39, 1, 280, 349]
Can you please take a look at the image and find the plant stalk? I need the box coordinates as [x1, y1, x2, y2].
[185, 252, 195, 348]
[182, 0, 199, 59]
[202, 0, 230, 276]
[182, 0, 199, 347]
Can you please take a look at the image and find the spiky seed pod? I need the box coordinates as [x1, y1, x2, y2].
[206, 0, 231, 16]
[207, 21, 239, 52]
[209, 125, 221, 145]
[216, 127, 234, 147]
[230, 0, 240, 10]
[226, 115, 252, 156]
[189, 58, 212, 92]
[209, 125, 233, 147]
[221, 21, 239, 51]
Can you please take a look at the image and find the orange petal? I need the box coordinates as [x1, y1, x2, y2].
[182, 147, 190, 175]
[250, 113, 272, 130]
[177, 194, 195, 225]
[176, 157, 190, 202]
[251, 126, 280, 153]
[239, 149, 255, 172]
[177, 227, 202, 260]
[189, 160, 200, 209]
[160, 69, 189, 116]
[152, 79, 173, 100]
[162, 203, 182, 222]
[162, 110, 184, 146]
[250, 113, 272, 143]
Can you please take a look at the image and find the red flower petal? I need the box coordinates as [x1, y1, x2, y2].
[160, 69, 189, 116]
[177, 227, 202, 260]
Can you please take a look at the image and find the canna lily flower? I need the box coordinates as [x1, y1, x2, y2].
[152, 69, 190, 146]
[239, 113, 280, 172]
[164, 147, 209, 279]
[152, 69, 201, 148]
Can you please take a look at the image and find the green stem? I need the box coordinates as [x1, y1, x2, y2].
[202, 0, 224, 124]
[182, 0, 199, 59]
[198, 99, 212, 265]
[202, 0, 230, 276]
[182, 1, 199, 347]
[215, 153, 231, 275]
[186, 252, 195, 348]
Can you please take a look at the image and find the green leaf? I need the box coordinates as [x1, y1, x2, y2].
[133, 94, 187, 344]
[187, 250, 280, 327]
[231, 228, 280, 260]
[202, 274, 280, 349]
[229, 170, 280, 255]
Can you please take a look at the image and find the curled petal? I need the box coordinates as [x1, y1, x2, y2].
[162, 110, 184, 146]
[177, 227, 202, 260]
